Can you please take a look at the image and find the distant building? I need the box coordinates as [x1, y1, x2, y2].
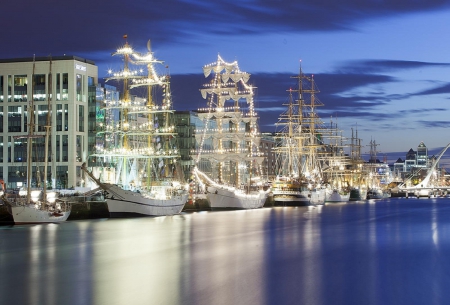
[393, 158, 404, 178]
[404, 148, 417, 172]
[260, 133, 276, 180]
[394, 142, 442, 181]
[0, 56, 98, 189]
[416, 142, 428, 168]
[173, 111, 199, 180]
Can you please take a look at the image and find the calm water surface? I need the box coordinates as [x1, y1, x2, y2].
[2, 197, 450, 305]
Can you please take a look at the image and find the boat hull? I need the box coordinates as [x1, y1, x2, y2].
[105, 185, 188, 217]
[310, 189, 326, 205]
[325, 190, 350, 203]
[273, 190, 310, 205]
[10, 205, 71, 224]
[367, 191, 383, 199]
[206, 186, 267, 209]
[349, 188, 368, 201]
[273, 189, 326, 205]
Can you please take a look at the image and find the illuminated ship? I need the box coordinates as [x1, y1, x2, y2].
[1, 57, 71, 223]
[82, 37, 188, 217]
[323, 120, 351, 203]
[193, 55, 269, 209]
[271, 62, 326, 205]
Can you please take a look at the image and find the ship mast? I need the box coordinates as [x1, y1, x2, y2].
[26, 57, 36, 204]
[105, 36, 135, 186]
[43, 56, 52, 202]
[196, 55, 263, 187]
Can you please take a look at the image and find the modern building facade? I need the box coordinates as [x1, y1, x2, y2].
[0, 56, 98, 189]
[260, 133, 276, 180]
[173, 111, 200, 180]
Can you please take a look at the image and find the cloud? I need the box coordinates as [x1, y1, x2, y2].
[412, 83, 450, 96]
[418, 120, 450, 128]
[336, 59, 450, 74]
[3, 1, 450, 60]
[167, 64, 450, 133]
[398, 108, 447, 115]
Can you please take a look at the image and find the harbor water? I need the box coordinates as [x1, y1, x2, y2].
[2, 197, 450, 305]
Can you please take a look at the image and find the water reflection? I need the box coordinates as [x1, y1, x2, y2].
[3, 199, 450, 304]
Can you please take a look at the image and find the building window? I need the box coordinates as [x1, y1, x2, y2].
[76, 135, 82, 162]
[7, 106, 22, 132]
[23, 105, 27, 133]
[37, 105, 48, 132]
[78, 105, 84, 132]
[14, 140, 25, 162]
[7, 75, 12, 102]
[56, 165, 68, 189]
[13, 75, 27, 102]
[0, 106, 3, 132]
[88, 76, 95, 87]
[0, 75, 4, 102]
[76, 74, 83, 102]
[56, 73, 61, 101]
[56, 135, 60, 162]
[0, 136, 3, 162]
[64, 104, 68, 131]
[62, 73, 68, 100]
[33, 74, 46, 101]
[62, 135, 68, 162]
[56, 104, 62, 131]
[7, 165, 26, 189]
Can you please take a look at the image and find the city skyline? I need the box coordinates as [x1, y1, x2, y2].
[2, 0, 450, 164]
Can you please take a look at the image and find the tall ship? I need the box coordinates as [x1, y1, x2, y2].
[193, 55, 269, 209]
[1, 57, 71, 223]
[348, 128, 368, 201]
[364, 139, 392, 199]
[272, 63, 326, 205]
[322, 120, 351, 203]
[82, 38, 188, 217]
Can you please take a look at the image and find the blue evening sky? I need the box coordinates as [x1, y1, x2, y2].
[2, 0, 450, 163]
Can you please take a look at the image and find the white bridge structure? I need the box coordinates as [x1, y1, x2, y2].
[399, 143, 450, 197]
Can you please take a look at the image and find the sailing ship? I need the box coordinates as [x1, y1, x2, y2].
[1, 56, 71, 224]
[271, 63, 326, 205]
[320, 119, 351, 203]
[348, 128, 368, 201]
[82, 37, 188, 217]
[193, 55, 269, 209]
[364, 139, 392, 199]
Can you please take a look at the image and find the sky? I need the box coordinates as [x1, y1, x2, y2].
[2, 0, 450, 164]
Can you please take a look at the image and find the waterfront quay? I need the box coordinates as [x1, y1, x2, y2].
[2, 197, 450, 305]
[0, 197, 212, 224]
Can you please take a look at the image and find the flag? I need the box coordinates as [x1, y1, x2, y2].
[123, 34, 128, 39]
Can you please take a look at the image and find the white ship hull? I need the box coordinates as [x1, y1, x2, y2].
[310, 189, 326, 205]
[273, 190, 310, 203]
[105, 184, 188, 217]
[272, 188, 326, 205]
[207, 186, 267, 209]
[325, 189, 350, 203]
[10, 205, 70, 224]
